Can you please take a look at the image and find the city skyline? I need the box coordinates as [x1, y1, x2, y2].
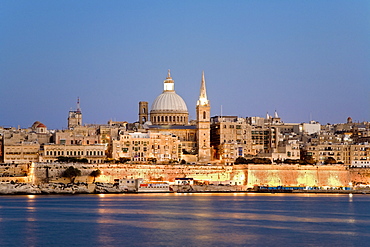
[1, 1, 369, 129]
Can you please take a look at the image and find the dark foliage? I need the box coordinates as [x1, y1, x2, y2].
[62, 166, 81, 183]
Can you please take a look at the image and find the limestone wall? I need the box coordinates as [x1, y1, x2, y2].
[32, 163, 235, 184]
[5, 162, 370, 188]
[244, 165, 351, 187]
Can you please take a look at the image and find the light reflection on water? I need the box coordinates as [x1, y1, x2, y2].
[0, 193, 370, 246]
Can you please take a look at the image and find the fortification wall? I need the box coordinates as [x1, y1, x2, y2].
[7, 163, 370, 188]
[244, 165, 351, 187]
[32, 163, 235, 185]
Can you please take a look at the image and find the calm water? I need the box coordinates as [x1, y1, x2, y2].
[0, 193, 369, 247]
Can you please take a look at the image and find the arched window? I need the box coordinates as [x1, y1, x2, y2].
[142, 108, 146, 113]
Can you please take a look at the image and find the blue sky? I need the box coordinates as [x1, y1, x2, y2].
[1, 1, 369, 129]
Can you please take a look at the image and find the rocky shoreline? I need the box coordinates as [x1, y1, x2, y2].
[0, 183, 123, 195]
[1, 183, 370, 195]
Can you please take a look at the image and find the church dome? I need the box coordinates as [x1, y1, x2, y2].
[151, 91, 188, 113]
[150, 70, 189, 125]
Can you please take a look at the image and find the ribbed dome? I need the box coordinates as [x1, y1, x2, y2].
[151, 91, 188, 113]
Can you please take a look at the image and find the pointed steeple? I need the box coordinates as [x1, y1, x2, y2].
[197, 71, 209, 106]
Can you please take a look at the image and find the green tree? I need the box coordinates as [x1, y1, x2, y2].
[235, 157, 272, 164]
[62, 166, 81, 183]
[302, 156, 316, 165]
[90, 169, 101, 183]
[283, 159, 301, 164]
[117, 157, 131, 164]
[235, 157, 248, 164]
[57, 156, 89, 163]
[324, 157, 337, 164]
[147, 157, 157, 163]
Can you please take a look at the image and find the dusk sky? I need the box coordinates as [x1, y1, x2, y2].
[1, 1, 369, 129]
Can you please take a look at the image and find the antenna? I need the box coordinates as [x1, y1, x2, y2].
[76, 97, 81, 113]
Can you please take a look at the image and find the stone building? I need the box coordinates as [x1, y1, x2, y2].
[54, 126, 100, 145]
[1, 122, 52, 164]
[68, 98, 82, 129]
[210, 116, 254, 164]
[111, 131, 181, 162]
[2, 142, 40, 164]
[303, 143, 370, 165]
[39, 143, 106, 163]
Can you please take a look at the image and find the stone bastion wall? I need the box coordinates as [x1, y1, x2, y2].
[25, 163, 370, 188]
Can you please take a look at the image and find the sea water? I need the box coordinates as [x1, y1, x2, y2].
[0, 193, 369, 246]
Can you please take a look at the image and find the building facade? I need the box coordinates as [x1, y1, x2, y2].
[111, 132, 181, 162]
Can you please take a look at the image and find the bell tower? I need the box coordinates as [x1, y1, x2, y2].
[139, 101, 149, 124]
[196, 71, 211, 162]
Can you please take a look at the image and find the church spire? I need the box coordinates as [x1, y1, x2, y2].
[197, 71, 209, 106]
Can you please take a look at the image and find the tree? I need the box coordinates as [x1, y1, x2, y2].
[283, 159, 301, 164]
[235, 157, 248, 164]
[234, 157, 272, 164]
[57, 156, 89, 163]
[147, 157, 157, 163]
[302, 156, 316, 165]
[62, 166, 81, 183]
[324, 157, 337, 165]
[90, 169, 101, 183]
[117, 157, 131, 164]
